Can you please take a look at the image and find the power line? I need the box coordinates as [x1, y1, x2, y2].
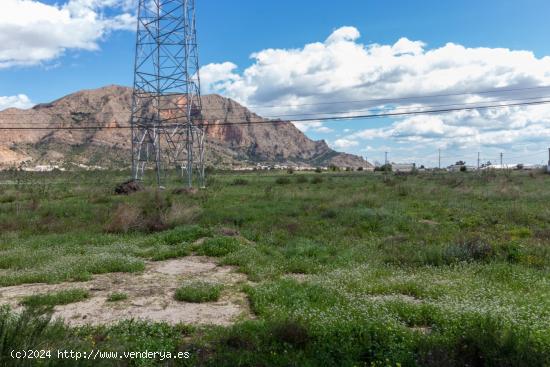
[218, 84, 550, 110]
[4, 93, 549, 125]
[1, 98, 550, 130]
[2, 85, 550, 118]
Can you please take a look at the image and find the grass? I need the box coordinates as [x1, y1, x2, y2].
[106, 292, 128, 302]
[20, 289, 90, 308]
[0, 169, 549, 365]
[174, 281, 223, 303]
[195, 236, 243, 257]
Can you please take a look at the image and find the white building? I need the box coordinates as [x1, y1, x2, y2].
[392, 163, 416, 173]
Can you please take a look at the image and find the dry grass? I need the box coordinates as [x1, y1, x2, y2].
[165, 202, 201, 227]
[105, 203, 141, 233]
[105, 196, 201, 234]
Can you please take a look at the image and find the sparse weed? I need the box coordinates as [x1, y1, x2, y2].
[107, 292, 128, 302]
[21, 289, 90, 308]
[174, 281, 222, 303]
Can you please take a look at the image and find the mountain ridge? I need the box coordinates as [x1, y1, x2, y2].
[0, 85, 370, 170]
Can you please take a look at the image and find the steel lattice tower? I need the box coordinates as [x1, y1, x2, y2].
[130, 0, 205, 187]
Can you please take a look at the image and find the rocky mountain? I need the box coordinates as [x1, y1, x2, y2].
[0, 85, 370, 170]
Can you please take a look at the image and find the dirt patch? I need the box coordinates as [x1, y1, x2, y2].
[217, 227, 240, 237]
[419, 219, 439, 226]
[0, 256, 251, 327]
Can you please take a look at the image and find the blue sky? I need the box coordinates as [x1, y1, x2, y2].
[2, 0, 550, 166]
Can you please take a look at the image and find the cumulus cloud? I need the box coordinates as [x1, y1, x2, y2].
[200, 26, 550, 153]
[0, 0, 135, 68]
[332, 138, 359, 149]
[0, 94, 34, 110]
[292, 120, 333, 134]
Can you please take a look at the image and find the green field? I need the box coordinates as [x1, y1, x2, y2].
[0, 169, 549, 366]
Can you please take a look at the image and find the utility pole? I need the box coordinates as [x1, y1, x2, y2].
[130, 0, 205, 188]
[500, 152, 504, 168]
[477, 152, 480, 171]
[385, 152, 388, 166]
[547, 148, 550, 173]
[438, 149, 441, 170]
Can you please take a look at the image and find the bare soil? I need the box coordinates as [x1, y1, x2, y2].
[0, 256, 251, 326]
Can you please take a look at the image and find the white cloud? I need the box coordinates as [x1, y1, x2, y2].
[291, 120, 333, 134]
[200, 26, 550, 153]
[315, 126, 334, 133]
[332, 138, 359, 149]
[0, 94, 34, 110]
[0, 0, 135, 68]
[325, 26, 360, 44]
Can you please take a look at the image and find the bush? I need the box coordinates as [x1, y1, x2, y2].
[165, 203, 202, 227]
[295, 175, 308, 184]
[287, 168, 295, 174]
[310, 176, 324, 184]
[196, 237, 242, 257]
[105, 192, 201, 233]
[174, 281, 222, 303]
[375, 164, 392, 172]
[271, 320, 310, 348]
[275, 177, 291, 185]
[105, 203, 141, 233]
[314, 167, 323, 173]
[444, 236, 494, 262]
[0, 307, 63, 365]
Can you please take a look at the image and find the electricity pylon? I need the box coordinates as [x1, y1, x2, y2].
[130, 0, 205, 187]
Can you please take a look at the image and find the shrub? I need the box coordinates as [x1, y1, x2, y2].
[444, 236, 494, 262]
[106, 193, 201, 233]
[21, 289, 90, 308]
[107, 292, 128, 302]
[165, 203, 201, 227]
[396, 184, 410, 197]
[275, 177, 291, 185]
[320, 209, 337, 219]
[196, 237, 242, 257]
[295, 175, 308, 184]
[534, 229, 550, 241]
[314, 167, 322, 173]
[375, 164, 392, 172]
[287, 168, 295, 174]
[105, 203, 141, 233]
[232, 178, 248, 186]
[310, 176, 323, 184]
[0, 307, 62, 364]
[174, 281, 222, 303]
[271, 320, 310, 348]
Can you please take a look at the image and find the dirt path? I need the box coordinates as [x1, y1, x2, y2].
[0, 256, 251, 326]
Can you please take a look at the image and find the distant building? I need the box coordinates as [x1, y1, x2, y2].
[392, 163, 416, 173]
[447, 164, 475, 172]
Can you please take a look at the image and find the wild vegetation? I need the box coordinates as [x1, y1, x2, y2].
[0, 168, 549, 366]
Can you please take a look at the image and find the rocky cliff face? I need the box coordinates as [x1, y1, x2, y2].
[0, 85, 369, 169]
